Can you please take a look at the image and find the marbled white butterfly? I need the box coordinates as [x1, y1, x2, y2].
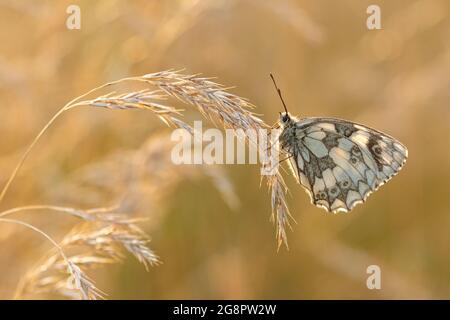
[270, 74, 408, 213]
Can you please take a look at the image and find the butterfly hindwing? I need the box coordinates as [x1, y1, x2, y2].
[284, 117, 407, 213]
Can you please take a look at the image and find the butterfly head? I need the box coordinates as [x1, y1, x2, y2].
[279, 112, 291, 125]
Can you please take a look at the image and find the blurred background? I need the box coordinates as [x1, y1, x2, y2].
[0, 0, 449, 299]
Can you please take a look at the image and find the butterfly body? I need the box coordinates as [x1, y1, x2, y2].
[278, 112, 408, 213]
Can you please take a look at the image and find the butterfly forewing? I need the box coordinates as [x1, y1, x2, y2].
[282, 117, 408, 213]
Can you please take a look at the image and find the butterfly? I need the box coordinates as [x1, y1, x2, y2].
[270, 74, 408, 213]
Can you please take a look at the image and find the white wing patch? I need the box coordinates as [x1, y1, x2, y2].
[281, 117, 408, 213]
[303, 137, 328, 158]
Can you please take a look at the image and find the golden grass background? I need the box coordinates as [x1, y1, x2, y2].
[0, 0, 449, 299]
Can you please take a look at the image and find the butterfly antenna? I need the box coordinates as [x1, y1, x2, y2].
[269, 73, 289, 114]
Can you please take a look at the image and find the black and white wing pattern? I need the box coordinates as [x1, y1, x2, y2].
[282, 117, 408, 213]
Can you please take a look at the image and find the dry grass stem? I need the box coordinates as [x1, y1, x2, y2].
[0, 217, 102, 300]
[139, 70, 291, 247]
[16, 219, 158, 299]
[1, 70, 292, 299]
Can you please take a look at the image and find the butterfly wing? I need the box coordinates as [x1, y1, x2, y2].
[285, 117, 408, 213]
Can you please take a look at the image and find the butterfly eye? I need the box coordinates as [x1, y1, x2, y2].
[282, 114, 289, 123]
